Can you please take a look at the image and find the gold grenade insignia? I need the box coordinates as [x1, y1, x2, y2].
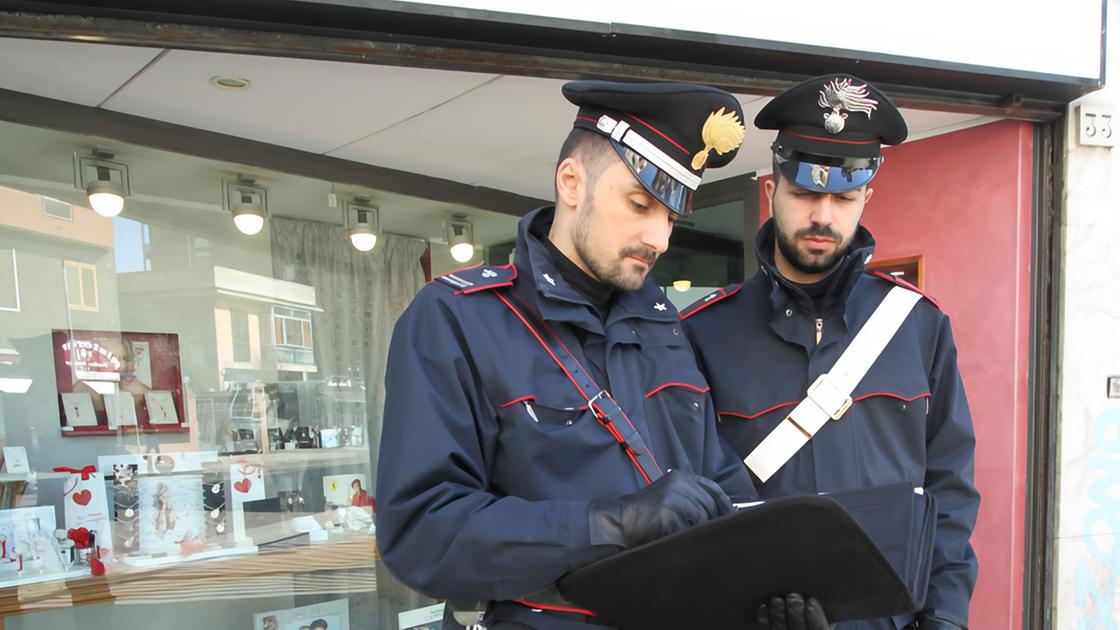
[692, 108, 746, 171]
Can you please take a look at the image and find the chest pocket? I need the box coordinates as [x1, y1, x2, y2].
[631, 319, 710, 431]
[497, 396, 590, 435]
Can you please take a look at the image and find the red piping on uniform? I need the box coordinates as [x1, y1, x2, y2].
[853, 391, 931, 404]
[720, 401, 799, 421]
[457, 265, 519, 295]
[645, 382, 710, 398]
[513, 599, 598, 617]
[720, 392, 932, 421]
[500, 395, 536, 408]
[625, 112, 690, 154]
[575, 116, 600, 124]
[494, 291, 658, 485]
[680, 285, 742, 321]
[785, 131, 879, 145]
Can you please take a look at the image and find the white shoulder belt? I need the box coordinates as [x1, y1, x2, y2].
[745, 285, 923, 483]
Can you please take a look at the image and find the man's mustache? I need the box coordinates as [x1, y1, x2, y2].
[620, 246, 658, 265]
[795, 224, 842, 241]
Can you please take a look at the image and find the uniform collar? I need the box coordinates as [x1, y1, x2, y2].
[513, 207, 678, 326]
[754, 218, 876, 319]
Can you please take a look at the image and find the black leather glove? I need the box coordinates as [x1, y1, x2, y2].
[588, 469, 731, 549]
[758, 593, 829, 630]
[905, 610, 967, 630]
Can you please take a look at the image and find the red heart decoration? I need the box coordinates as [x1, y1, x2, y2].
[234, 478, 251, 494]
[72, 490, 92, 506]
[67, 527, 91, 549]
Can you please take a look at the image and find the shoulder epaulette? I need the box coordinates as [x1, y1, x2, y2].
[679, 284, 742, 320]
[866, 271, 941, 310]
[435, 264, 517, 294]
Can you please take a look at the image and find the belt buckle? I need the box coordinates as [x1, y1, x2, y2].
[807, 373, 853, 420]
[588, 390, 613, 420]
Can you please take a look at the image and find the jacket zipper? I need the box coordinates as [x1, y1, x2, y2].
[815, 318, 823, 345]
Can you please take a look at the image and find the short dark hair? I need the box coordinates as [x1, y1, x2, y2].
[310, 620, 328, 630]
[555, 128, 615, 200]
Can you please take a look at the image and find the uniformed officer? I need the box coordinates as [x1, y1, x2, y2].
[376, 81, 830, 629]
[681, 74, 980, 630]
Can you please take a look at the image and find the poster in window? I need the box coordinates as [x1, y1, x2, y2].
[137, 474, 204, 555]
[51, 329, 187, 435]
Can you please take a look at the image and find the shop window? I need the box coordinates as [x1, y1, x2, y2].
[62, 259, 98, 311]
[0, 247, 18, 311]
[41, 196, 73, 221]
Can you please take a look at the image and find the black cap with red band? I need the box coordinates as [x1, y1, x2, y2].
[562, 80, 746, 216]
[755, 74, 908, 194]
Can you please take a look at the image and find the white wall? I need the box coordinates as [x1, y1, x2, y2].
[1053, 0, 1120, 626]
[402, 0, 1104, 79]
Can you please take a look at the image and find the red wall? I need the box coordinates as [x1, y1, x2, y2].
[759, 120, 1032, 630]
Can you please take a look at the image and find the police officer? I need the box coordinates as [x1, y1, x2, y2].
[681, 74, 980, 630]
[377, 80, 831, 629]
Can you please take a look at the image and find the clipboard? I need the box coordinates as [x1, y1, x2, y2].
[558, 482, 936, 629]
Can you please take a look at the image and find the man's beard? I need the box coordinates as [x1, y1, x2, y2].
[773, 198, 849, 275]
[573, 198, 658, 292]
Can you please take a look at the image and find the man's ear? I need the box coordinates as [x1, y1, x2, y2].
[863, 186, 874, 205]
[556, 156, 584, 209]
[764, 178, 776, 218]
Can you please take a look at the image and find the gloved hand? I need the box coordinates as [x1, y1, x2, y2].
[758, 593, 829, 630]
[905, 610, 967, 629]
[588, 469, 731, 549]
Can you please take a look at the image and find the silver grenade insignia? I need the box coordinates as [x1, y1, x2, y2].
[818, 78, 879, 135]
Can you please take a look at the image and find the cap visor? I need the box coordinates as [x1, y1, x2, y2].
[611, 141, 694, 215]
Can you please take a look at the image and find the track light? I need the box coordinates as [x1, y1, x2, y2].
[346, 196, 380, 252]
[446, 215, 476, 263]
[74, 149, 130, 218]
[223, 177, 269, 236]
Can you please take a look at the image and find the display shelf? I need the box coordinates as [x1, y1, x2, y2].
[60, 424, 190, 437]
[0, 533, 378, 619]
[207, 447, 370, 473]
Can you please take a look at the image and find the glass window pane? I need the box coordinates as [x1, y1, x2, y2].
[0, 109, 518, 629]
[0, 248, 17, 310]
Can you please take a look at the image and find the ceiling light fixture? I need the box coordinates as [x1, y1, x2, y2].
[445, 215, 476, 263]
[74, 148, 130, 218]
[672, 280, 693, 292]
[222, 176, 269, 236]
[210, 76, 251, 90]
[346, 196, 380, 252]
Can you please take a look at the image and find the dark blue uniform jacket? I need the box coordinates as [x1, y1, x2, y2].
[376, 207, 755, 628]
[682, 220, 979, 629]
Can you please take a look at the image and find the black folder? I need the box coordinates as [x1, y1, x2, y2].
[557, 482, 937, 630]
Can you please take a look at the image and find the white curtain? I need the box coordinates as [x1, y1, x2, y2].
[270, 217, 426, 476]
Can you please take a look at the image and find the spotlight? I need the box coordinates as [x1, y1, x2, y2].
[446, 215, 476, 263]
[74, 149, 130, 218]
[346, 197, 380, 252]
[672, 279, 692, 292]
[223, 177, 269, 236]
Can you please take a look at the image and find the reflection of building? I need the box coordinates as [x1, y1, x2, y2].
[0, 186, 120, 394]
[116, 255, 322, 392]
